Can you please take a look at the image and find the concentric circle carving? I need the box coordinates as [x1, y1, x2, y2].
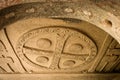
[36, 56, 49, 63]
[68, 43, 83, 54]
[37, 38, 52, 49]
[63, 60, 76, 67]
[16, 27, 97, 71]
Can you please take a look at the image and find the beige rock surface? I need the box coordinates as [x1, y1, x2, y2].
[0, 0, 120, 80]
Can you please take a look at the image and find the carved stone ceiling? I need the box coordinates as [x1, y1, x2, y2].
[0, 0, 120, 80]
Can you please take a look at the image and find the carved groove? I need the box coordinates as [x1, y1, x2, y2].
[4, 29, 27, 72]
[96, 40, 120, 72]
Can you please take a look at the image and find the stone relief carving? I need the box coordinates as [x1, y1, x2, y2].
[0, 30, 28, 73]
[96, 40, 120, 72]
[0, 0, 119, 76]
[0, 40, 15, 73]
[16, 27, 97, 72]
[4, 16, 110, 73]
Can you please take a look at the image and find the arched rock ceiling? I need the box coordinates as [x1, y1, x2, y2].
[0, 0, 120, 44]
[0, 0, 120, 74]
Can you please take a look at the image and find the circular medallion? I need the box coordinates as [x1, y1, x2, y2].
[16, 27, 97, 71]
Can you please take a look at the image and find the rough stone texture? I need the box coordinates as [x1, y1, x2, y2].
[0, 0, 21, 9]
[0, 0, 120, 80]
